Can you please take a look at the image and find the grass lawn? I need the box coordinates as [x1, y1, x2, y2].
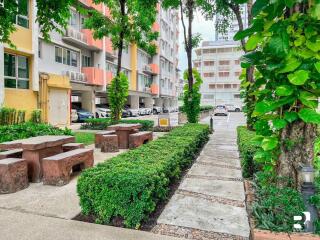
[74, 132, 95, 146]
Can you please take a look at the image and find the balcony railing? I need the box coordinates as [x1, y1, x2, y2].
[105, 37, 114, 56]
[152, 22, 160, 32]
[82, 67, 104, 86]
[149, 63, 159, 75]
[150, 83, 159, 95]
[105, 71, 113, 85]
[79, 0, 103, 13]
[81, 29, 103, 50]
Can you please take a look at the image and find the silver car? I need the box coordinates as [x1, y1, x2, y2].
[214, 105, 228, 116]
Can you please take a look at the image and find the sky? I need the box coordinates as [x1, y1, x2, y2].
[178, 13, 215, 73]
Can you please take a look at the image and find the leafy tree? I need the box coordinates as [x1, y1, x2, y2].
[207, 0, 256, 129]
[85, 0, 158, 120]
[162, 0, 211, 123]
[0, 0, 74, 46]
[237, 0, 320, 189]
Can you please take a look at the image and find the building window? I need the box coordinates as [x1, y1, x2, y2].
[224, 84, 231, 89]
[4, 53, 29, 89]
[235, 60, 240, 65]
[217, 84, 223, 89]
[82, 55, 92, 67]
[203, 94, 214, 99]
[55, 46, 78, 67]
[233, 84, 239, 88]
[15, 0, 29, 28]
[204, 72, 214, 78]
[204, 61, 214, 66]
[219, 60, 230, 65]
[234, 94, 241, 98]
[218, 72, 229, 77]
[209, 84, 215, 89]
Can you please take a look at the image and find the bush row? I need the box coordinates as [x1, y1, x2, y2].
[237, 126, 260, 178]
[179, 105, 213, 113]
[77, 123, 210, 228]
[0, 122, 72, 143]
[80, 118, 154, 131]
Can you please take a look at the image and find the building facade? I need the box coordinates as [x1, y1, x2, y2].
[0, 0, 180, 126]
[194, 5, 247, 108]
[194, 41, 243, 107]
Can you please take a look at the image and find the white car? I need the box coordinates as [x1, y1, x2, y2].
[153, 106, 162, 114]
[95, 107, 111, 118]
[225, 104, 241, 112]
[138, 108, 147, 115]
[214, 105, 228, 116]
[145, 108, 152, 115]
[127, 108, 139, 117]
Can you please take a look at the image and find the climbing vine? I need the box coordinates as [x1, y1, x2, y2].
[236, 0, 320, 188]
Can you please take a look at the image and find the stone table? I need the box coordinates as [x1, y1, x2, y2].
[107, 124, 141, 149]
[0, 135, 75, 182]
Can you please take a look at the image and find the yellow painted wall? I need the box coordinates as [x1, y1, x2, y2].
[10, 26, 32, 52]
[130, 44, 137, 91]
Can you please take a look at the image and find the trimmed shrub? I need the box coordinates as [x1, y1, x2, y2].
[0, 122, 72, 143]
[81, 118, 154, 131]
[237, 126, 260, 178]
[179, 105, 213, 113]
[77, 123, 210, 228]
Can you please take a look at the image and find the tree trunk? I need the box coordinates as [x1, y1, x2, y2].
[276, 121, 317, 189]
[186, 0, 194, 91]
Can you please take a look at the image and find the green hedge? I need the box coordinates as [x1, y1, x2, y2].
[0, 122, 72, 143]
[179, 105, 213, 113]
[81, 118, 154, 131]
[237, 126, 260, 178]
[77, 123, 210, 228]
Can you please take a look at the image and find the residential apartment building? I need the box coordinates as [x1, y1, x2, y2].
[194, 5, 248, 107]
[0, 0, 179, 127]
[194, 41, 243, 107]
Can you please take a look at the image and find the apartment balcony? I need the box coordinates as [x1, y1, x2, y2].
[82, 67, 104, 86]
[156, 3, 160, 12]
[105, 37, 115, 56]
[104, 6, 111, 17]
[81, 29, 103, 50]
[105, 71, 113, 85]
[149, 63, 159, 75]
[152, 22, 160, 32]
[150, 83, 159, 95]
[63, 27, 88, 48]
[64, 70, 86, 84]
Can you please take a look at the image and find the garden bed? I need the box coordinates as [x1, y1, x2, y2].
[76, 124, 210, 229]
[80, 118, 154, 131]
[238, 126, 320, 237]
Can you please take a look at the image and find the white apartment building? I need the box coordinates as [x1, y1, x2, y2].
[194, 41, 243, 107]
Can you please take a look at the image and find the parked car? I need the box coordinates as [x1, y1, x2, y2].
[76, 109, 94, 122]
[126, 108, 139, 117]
[225, 104, 241, 112]
[214, 105, 228, 116]
[138, 108, 147, 116]
[95, 107, 111, 118]
[145, 108, 152, 115]
[71, 109, 78, 123]
[153, 106, 162, 114]
[122, 109, 130, 118]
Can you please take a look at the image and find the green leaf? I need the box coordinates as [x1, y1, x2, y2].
[299, 91, 318, 108]
[272, 119, 287, 130]
[284, 0, 295, 7]
[252, 0, 269, 16]
[253, 101, 272, 116]
[306, 39, 320, 52]
[284, 112, 298, 123]
[275, 85, 294, 96]
[278, 58, 301, 74]
[294, 35, 306, 47]
[315, 62, 320, 73]
[288, 70, 309, 85]
[269, 34, 289, 56]
[298, 108, 320, 124]
[246, 34, 263, 51]
[261, 137, 279, 151]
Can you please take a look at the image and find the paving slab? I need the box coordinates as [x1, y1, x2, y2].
[0, 209, 182, 240]
[189, 163, 242, 179]
[197, 155, 241, 167]
[179, 177, 245, 202]
[157, 194, 250, 238]
[204, 144, 238, 152]
[200, 148, 239, 158]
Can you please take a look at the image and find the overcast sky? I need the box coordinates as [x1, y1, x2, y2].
[178, 13, 215, 73]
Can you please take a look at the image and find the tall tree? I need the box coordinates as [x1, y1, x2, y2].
[0, 0, 75, 46]
[85, 0, 158, 120]
[162, 0, 212, 123]
[208, 0, 256, 129]
[237, 0, 320, 189]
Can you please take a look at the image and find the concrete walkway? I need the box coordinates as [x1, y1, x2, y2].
[153, 113, 250, 240]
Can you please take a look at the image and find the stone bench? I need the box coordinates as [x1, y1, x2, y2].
[0, 158, 29, 194]
[42, 149, 94, 186]
[0, 149, 23, 160]
[62, 143, 84, 152]
[101, 135, 119, 153]
[95, 130, 116, 148]
[129, 131, 153, 149]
